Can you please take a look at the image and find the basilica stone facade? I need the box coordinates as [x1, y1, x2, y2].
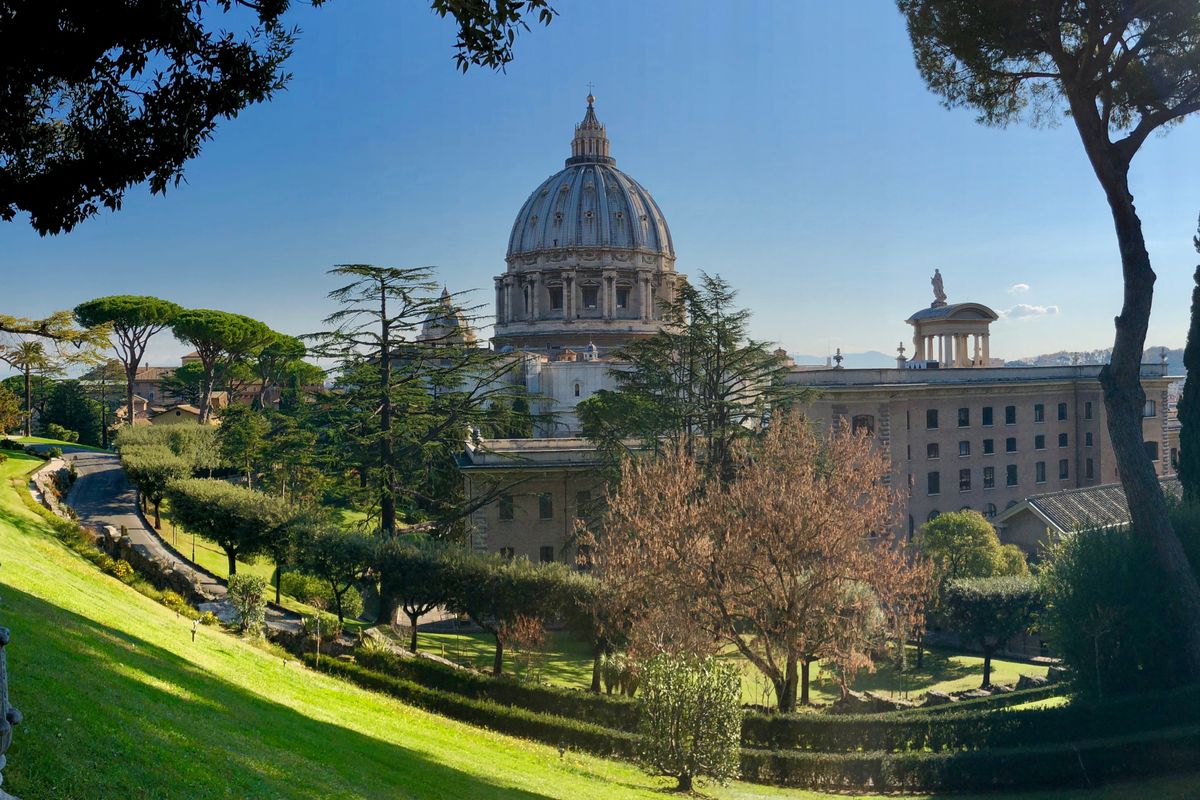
[458, 97, 1181, 564]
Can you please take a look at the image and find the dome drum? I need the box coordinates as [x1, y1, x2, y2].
[494, 95, 682, 355]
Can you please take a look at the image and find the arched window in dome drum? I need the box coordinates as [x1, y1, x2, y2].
[852, 415, 874, 435]
[574, 383, 581, 398]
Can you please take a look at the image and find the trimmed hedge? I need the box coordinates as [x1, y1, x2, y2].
[357, 647, 640, 732]
[740, 683, 1200, 753]
[303, 654, 637, 758]
[898, 682, 1062, 715]
[741, 725, 1200, 792]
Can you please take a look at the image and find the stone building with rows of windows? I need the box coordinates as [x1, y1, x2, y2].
[457, 95, 1180, 563]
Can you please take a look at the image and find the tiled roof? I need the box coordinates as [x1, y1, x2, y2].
[133, 366, 174, 380]
[1015, 476, 1181, 533]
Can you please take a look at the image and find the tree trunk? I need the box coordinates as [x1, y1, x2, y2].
[590, 644, 603, 694]
[153, 500, 161, 529]
[125, 362, 137, 433]
[799, 658, 812, 706]
[379, 288, 397, 537]
[676, 773, 692, 793]
[408, 611, 420, 652]
[775, 656, 799, 712]
[1073, 116, 1200, 679]
[915, 632, 925, 669]
[273, 564, 282, 605]
[1098, 172, 1200, 677]
[492, 635, 504, 676]
[981, 647, 992, 689]
[227, 551, 237, 577]
[23, 367, 32, 437]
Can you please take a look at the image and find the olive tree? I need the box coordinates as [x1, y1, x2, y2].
[120, 445, 192, 529]
[165, 478, 292, 577]
[944, 576, 1041, 688]
[293, 527, 376, 624]
[376, 537, 453, 651]
[637, 653, 742, 792]
[899, 0, 1200, 677]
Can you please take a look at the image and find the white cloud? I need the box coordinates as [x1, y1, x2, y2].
[1001, 303, 1060, 320]
[1008, 283, 1031, 294]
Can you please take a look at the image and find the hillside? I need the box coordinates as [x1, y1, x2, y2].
[1005, 346, 1184, 375]
[1, 448, 1198, 799]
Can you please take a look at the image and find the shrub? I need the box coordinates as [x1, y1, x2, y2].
[0, 452, 6, 464]
[198, 611, 220, 626]
[303, 653, 638, 758]
[228, 573, 268, 635]
[108, 559, 135, 582]
[638, 653, 743, 791]
[161, 590, 198, 619]
[302, 611, 344, 642]
[356, 647, 641, 732]
[45, 422, 79, 443]
[0, 439, 24, 451]
[1041, 522, 1190, 700]
[280, 570, 364, 620]
[46, 446, 62, 459]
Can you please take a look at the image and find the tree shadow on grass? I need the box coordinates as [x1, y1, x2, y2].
[0, 585, 564, 800]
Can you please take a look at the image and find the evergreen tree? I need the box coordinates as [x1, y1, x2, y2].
[1180, 217, 1200, 502]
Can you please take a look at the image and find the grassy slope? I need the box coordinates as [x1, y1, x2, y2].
[1, 450, 1198, 799]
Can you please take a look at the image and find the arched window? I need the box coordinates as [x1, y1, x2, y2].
[573, 383, 581, 398]
[852, 414, 875, 435]
[984, 503, 997, 519]
[927, 509, 940, 522]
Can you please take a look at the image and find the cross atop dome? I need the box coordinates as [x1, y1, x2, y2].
[568, 90, 613, 166]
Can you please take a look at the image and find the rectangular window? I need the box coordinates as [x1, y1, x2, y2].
[1035, 461, 1046, 483]
[982, 407, 994, 426]
[549, 287, 563, 310]
[908, 473, 914, 497]
[959, 468, 971, 491]
[1058, 402, 1068, 421]
[499, 546, 514, 561]
[1144, 441, 1160, 461]
[498, 494, 514, 521]
[959, 441, 970, 457]
[538, 492, 553, 520]
[582, 286, 599, 309]
[1034, 403, 1045, 423]
[1086, 458, 1095, 479]
[926, 409, 939, 430]
[1085, 401, 1093, 420]
[1058, 433, 1068, 448]
[1059, 459, 1069, 480]
[575, 490, 592, 520]
[983, 438, 995, 455]
[1005, 437, 1017, 453]
[1035, 434, 1046, 450]
[1006, 465, 1018, 487]
[927, 442, 940, 459]
[1143, 400, 1157, 417]
[1005, 405, 1017, 425]
[927, 471, 940, 496]
[1085, 432, 1094, 447]
[958, 407, 970, 427]
[983, 466, 995, 489]
[907, 444, 912, 461]
[616, 287, 630, 310]
[539, 546, 554, 564]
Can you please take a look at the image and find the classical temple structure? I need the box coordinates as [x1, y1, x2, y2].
[454, 96, 1180, 563]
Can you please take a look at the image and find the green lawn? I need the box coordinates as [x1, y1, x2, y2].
[1, 450, 1198, 798]
[416, 629, 1044, 707]
[13, 435, 110, 453]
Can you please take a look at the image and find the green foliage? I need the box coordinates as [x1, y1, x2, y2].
[291, 526, 374, 623]
[917, 510, 1026, 587]
[217, 404, 270, 484]
[306, 652, 637, 757]
[375, 536, 456, 645]
[171, 309, 276, 421]
[943, 577, 1040, 687]
[1040, 523, 1189, 699]
[280, 570, 364, 621]
[356, 647, 640, 732]
[108, 559, 135, 582]
[74, 296, 181, 334]
[44, 423, 79, 443]
[120, 445, 192, 525]
[159, 361, 206, 407]
[578, 273, 801, 484]
[165, 477, 294, 576]
[637, 653, 743, 791]
[302, 610, 344, 642]
[0, 383, 22, 434]
[42, 380, 103, 446]
[228, 573, 268, 635]
[1182, 260, 1200, 501]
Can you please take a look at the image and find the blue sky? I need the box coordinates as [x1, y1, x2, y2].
[3, 0, 1199, 369]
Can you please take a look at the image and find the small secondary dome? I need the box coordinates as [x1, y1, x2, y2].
[418, 288, 476, 345]
[506, 95, 674, 260]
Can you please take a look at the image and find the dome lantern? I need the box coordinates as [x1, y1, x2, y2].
[567, 93, 613, 166]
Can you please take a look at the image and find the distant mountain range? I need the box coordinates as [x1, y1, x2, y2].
[1004, 346, 1185, 376]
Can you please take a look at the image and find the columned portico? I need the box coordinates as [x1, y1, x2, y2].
[906, 274, 999, 369]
